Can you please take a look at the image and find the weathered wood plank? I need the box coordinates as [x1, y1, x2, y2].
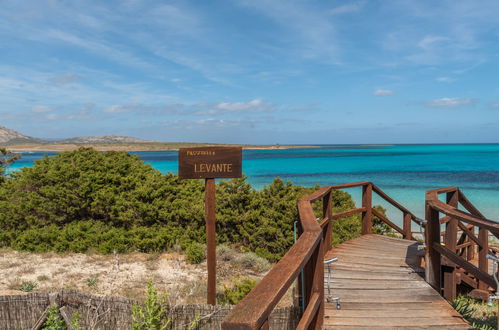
[325, 317, 469, 327]
[323, 235, 470, 329]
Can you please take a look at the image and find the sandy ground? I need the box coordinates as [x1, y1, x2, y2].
[0, 249, 282, 305]
[6, 143, 316, 152]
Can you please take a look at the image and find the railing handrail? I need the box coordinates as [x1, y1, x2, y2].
[426, 188, 499, 236]
[221, 231, 321, 329]
[425, 186, 499, 300]
[223, 181, 419, 329]
[222, 188, 324, 329]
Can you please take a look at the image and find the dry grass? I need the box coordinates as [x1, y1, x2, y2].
[0, 247, 283, 305]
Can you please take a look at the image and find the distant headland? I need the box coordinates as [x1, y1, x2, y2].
[0, 125, 314, 152]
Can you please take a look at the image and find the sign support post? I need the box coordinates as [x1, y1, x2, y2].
[178, 146, 242, 305]
[205, 177, 216, 305]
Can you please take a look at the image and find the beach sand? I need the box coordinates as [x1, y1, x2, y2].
[5, 143, 316, 152]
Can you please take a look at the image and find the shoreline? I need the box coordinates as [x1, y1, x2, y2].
[4, 143, 318, 152]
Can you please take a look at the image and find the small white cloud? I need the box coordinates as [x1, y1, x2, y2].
[423, 97, 476, 108]
[373, 89, 394, 96]
[45, 113, 58, 120]
[329, 2, 363, 15]
[436, 77, 454, 83]
[217, 99, 263, 112]
[418, 35, 449, 50]
[103, 105, 134, 113]
[32, 105, 55, 113]
[490, 102, 499, 109]
[196, 99, 276, 115]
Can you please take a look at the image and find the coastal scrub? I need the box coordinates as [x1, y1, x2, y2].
[0, 147, 392, 261]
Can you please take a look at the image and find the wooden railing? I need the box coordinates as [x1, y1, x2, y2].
[426, 187, 499, 300]
[222, 182, 421, 330]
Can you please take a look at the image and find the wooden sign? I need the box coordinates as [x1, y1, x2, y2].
[178, 146, 242, 305]
[178, 146, 242, 179]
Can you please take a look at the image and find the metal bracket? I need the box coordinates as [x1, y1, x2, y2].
[324, 257, 341, 310]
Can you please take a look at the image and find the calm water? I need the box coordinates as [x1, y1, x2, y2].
[7, 144, 499, 226]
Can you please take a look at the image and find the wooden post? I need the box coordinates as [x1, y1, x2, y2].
[443, 191, 458, 300]
[205, 178, 217, 305]
[302, 237, 324, 329]
[467, 225, 475, 261]
[323, 190, 333, 253]
[361, 184, 372, 235]
[403, 212, 412, 240]
[178, 147, 242, 306]
[478, 227, 489, 290]
[425, 196, 441, 292]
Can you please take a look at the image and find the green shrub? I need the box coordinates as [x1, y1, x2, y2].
[19, 281, 37, 292]
[0, 148, 390, 261]
[42, 305, 66, 330]
[185, 243, 205, 264]
[71, 312, 81, 330]
[132, 281, 170, 330]
[235, 252, 270, 272]
[0, 148, 20, 182]
[86, 275, 98, 288]
[216, 244, 236, 262]
[218, 277, 257, 305]
[452, 295, 496, 330]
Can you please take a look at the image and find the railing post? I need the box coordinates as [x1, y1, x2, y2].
[362, 184, 372, 235]
[403, 212, 412, 240]
[467, 225, 475, 261]
[425, 196, 441, 292]
[302, 237, 324, 329]
[443, 190, 458, 300]
[323, 190, 333, 253]
[478, 227, 489, 290]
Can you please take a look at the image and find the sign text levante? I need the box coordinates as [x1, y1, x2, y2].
[178, 147, 242, 179]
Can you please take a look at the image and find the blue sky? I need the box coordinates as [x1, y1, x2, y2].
[1, 0, 499, 144]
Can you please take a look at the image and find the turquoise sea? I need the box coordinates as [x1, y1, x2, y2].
[7, 144, 499, 228]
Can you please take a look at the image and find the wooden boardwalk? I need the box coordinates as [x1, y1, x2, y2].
[323, 234, 471, 329]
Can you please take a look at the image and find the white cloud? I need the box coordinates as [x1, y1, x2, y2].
[373, 89, 394, 96]
[329, 2, 364, 15]
[418, 35, 449, 50]
[32, 105, 55, 113]
[102, 105, 135, 113]
[196, 99, 276, 115]
[436, 77, 454, 83]
[423, 97, 476, 108]
[217, 99, 264, 112]
[490, 102, 499, 109]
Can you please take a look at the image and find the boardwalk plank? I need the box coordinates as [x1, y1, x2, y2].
[323, 235, 470, 329]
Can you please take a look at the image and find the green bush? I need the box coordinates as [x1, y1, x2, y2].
[132, 281, 170, 330]
[42, 305, 66, 330]
[218, 277, 257, 305]
[235, 252, 270, 272]
[185, 243, 205, 264]
[216, 244, 237, 262]
[0, 148, 392, 261]
[19, 281, 37, 292]
[452, 295, 496, 330]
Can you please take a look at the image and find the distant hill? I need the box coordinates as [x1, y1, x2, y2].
[0, 125, 154, 145]
[57, 135, 153, 144]
[0, 126, 41, 144]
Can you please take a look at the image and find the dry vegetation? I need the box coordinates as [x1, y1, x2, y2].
[0, 246, 293, 306]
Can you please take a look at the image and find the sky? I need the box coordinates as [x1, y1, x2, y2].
[1, 0, 499, 144]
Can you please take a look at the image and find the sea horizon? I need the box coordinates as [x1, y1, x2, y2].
[6, 143, 499, 229]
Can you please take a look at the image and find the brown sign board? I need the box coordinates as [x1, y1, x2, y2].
[178, 146, 242, 179]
